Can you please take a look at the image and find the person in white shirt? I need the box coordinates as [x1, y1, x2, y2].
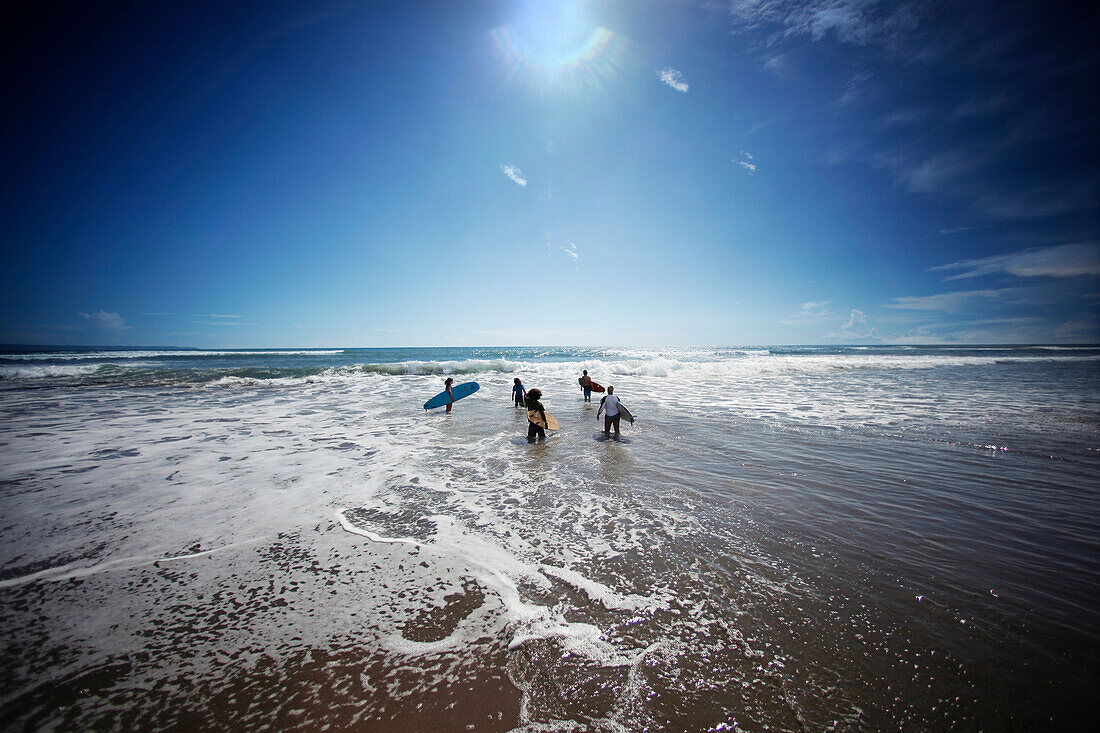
[596, 386, 621, 436]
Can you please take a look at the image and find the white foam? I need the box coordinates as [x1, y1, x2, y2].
[0, 363, 108, 379]
[336, 507, 665, 665]
[538, 564, 652, 611]
[0, 536, 269, 589]
[0, 349, 346, 361]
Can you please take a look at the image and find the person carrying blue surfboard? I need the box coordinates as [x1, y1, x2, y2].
[524, 388, 547, 441]
[443, 377, 455, 413]
[512, 378, 526, 408]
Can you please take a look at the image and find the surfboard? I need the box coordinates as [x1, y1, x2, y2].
[423, 381, 479, 410]
[579, 378, 605, 393]
[527, 409, 560, 431]
[618, 404, 634, 424]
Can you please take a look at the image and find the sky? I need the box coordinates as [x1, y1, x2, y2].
[1, 0, 1097, 347]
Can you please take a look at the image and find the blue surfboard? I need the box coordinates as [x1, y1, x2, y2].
[423, 381, 480, 410]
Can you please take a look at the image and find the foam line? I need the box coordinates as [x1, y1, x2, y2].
[538, 564, 652, 611]
[0, 536, 268, 589]
[336, 510, 646, 661]
[335, 512, 423, 547]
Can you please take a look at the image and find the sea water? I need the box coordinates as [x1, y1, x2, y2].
[1, 345, 1097, 730]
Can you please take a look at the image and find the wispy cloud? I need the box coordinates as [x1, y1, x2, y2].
[501, 164, 527, 187]
[734, 150, 756, 173]
[730, 1, 1097, 229]
[798, 301, 832, 316]
[938, 225, 988, 235]
[932, 242, 1100, 280]
[189, 314, 255, 327]
[886, 289, 1011, 312]
[657, 67, 690, 92]
[561, 241, 578, 261]
[887, 316, 1097, 344]
[824, 308, 877, 340]
[780, 300, 835, 323]
[835, 71, 872, 106]
[79, 310, 127, 330]
[729, 0, 919, 46]
[878, 109, 925, 128]
[890, 149, 981, 195]
[763, 52, 789, 77]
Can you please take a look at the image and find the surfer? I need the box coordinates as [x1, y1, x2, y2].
[597, 386, 621, 436]
[444, 377, 455, 413]
[512, 378, 526, 407]
[579, 370, 593, 402]
[524, 388, 547, 441]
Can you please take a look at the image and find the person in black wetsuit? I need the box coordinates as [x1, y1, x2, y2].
[524, 388, 547, 441]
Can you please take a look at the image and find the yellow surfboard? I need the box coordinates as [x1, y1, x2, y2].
[527, 409, 560, 431]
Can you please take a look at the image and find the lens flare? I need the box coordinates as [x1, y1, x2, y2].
[489, 7, 625, 100]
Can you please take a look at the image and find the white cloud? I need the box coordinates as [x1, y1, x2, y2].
[932, 242, 1100, 280]
[780, 301, 835, 323]
[937, 225, 987, 235]
[763, 52, 789, 77]
[836, 70, 872, 106]
[879, 109, 925, 128]
[823, 308, 876, 339]
[79, 310, 126, 330]
[734, 150, 756, 174]
[888, 317, 1084, 344]
[657, 67, 690, 92]
[189, 314, 254, 327]
[886, 289, 1009, 312]
[729, 0, 920, 46]
[897, 149, 977, 194]
[561, 241, 578, 261]
[501, 164, 527, 187]
[798, 301, 832, 316]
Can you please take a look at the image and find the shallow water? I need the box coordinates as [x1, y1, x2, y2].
[1, 346, 1097, 730]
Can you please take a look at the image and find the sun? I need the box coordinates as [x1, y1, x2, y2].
[490, 0, 624, 98]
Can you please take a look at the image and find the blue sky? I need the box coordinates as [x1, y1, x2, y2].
[2, 0, 1097, 347]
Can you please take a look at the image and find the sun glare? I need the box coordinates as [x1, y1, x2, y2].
[490, 0, 623, 97]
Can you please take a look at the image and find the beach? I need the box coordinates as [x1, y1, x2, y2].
[1, 346, 1098, 730]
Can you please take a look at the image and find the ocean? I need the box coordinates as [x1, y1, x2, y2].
[1, 345, 1097, 730]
